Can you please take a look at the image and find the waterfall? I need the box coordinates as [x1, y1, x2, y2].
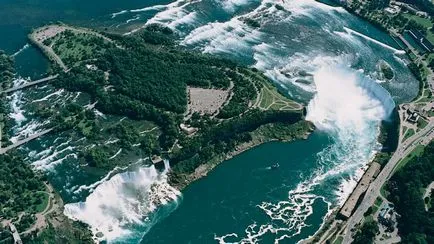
[64, 160, 181, 242]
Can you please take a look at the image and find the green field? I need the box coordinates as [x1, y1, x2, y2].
[50, 29, 114, 67]
[418, 118, 429, 130]
[257, 83, 301, 111]
[402, 13, 434, 44]
[33, 191, 49, 213]
[403, 13, 433, 29]
[333, 236, 343, 244]
[395, 144, 425, 173]
[403, 128, 415, 142]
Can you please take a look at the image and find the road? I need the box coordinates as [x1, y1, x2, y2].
[0, 129, 53, 155]
[1, 75, 58, 94]
[342, 120, 434, 243]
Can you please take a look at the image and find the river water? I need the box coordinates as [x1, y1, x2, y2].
[1, 0, 418, 243]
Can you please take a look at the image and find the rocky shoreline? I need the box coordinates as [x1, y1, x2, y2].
[171, 121, 315, 191]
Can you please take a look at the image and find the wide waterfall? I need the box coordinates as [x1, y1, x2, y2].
[64, 160, 181, 242]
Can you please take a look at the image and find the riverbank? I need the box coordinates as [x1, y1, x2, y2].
[170, 120, 315, 190]
[306, 1, 433, 242]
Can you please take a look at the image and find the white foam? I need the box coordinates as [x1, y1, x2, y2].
[32, 145, 75, 170]
[105, 138, 119, 145]
[217, 65, 392, 243]
[130, 4, 167, 13]
[145, 0, 201, 30]
[73, 165, 132, 194]
[109, 149, 122, 160]
[32, 89, 64, 103]
[219, 0, 257, 13]
[112, 10, 128, 18]
[9, 120, 48, 144]
[182, 18, 263, 55]
[126, 16, 140, 24]
[7, 78, 30, 126]
[64, 160, 181, 242]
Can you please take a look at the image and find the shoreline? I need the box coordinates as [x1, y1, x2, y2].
[306, 1, 429, 243]
[170, 121, 314, 191]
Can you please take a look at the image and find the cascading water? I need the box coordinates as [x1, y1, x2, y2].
[64, 160, 181, 242]
[2, 0, 419, 243]
[213, 64, 396, 243]
[305, 64, 395, 205]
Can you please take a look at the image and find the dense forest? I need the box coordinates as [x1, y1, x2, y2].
[387, 141, 434, 243]
[48, 23, 309, 177]
[0, 51, 15, 147]
[0, 51, 14, 89]
[0, 153, 45, 219]
[170, 109, 305, 176]
[401, 0, 434, 15]
[353, 220, 379, 244]
[55, 25, 235, 113]
[22, 222, 93, 244]
[53, 25, 255, 152]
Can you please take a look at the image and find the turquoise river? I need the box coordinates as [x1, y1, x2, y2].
[0, 0, 419, 243]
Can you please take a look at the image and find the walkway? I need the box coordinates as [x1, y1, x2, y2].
[0, 129, 53, 155]
[343, 120, 434, 243]
[1, 75, 58, 94]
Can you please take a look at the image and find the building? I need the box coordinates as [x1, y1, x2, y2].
[378, 204, 396, 232]
[406, 109, 420, 124]
[384, 6, 401, 15]
[180, 123, 198, 135]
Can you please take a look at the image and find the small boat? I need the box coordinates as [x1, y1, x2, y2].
[271, 162, 280, 169]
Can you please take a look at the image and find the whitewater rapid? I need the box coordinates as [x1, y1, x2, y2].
[64, 160, 181, 242]
[6, 0, 417, 243]
[214, 63, 395, 243]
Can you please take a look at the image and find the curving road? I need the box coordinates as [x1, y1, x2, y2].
[342, 120, 434, 243]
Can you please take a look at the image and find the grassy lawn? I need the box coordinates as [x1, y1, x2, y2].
[409, 52, 418, 60]
[403, 128, 415, 142]
[257, 83, 300, 111]
[428, 32, 434, 47]
[333, 236, 343, 244]
[364, 214, 374, 224]
[33, 191, 49, 213]
[394, 144, 425, 173]
[403, 13, 433, 29]
[417, 118, 429, 130]
[371, 196, 384, 214]
[428, 53, 434, 63]
[50, 31, 113, 67]
[402, 13, 434, 47]
[258, 87, 275, 109]
[374, 197, 383, 207]
[380, 185, 389, 199]
[372, 204, 380, 214]
[246, 69, 301, 111]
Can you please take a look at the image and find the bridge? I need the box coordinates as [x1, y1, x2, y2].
[0, 129, 53, 155]
[1, 75, 58, 94]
